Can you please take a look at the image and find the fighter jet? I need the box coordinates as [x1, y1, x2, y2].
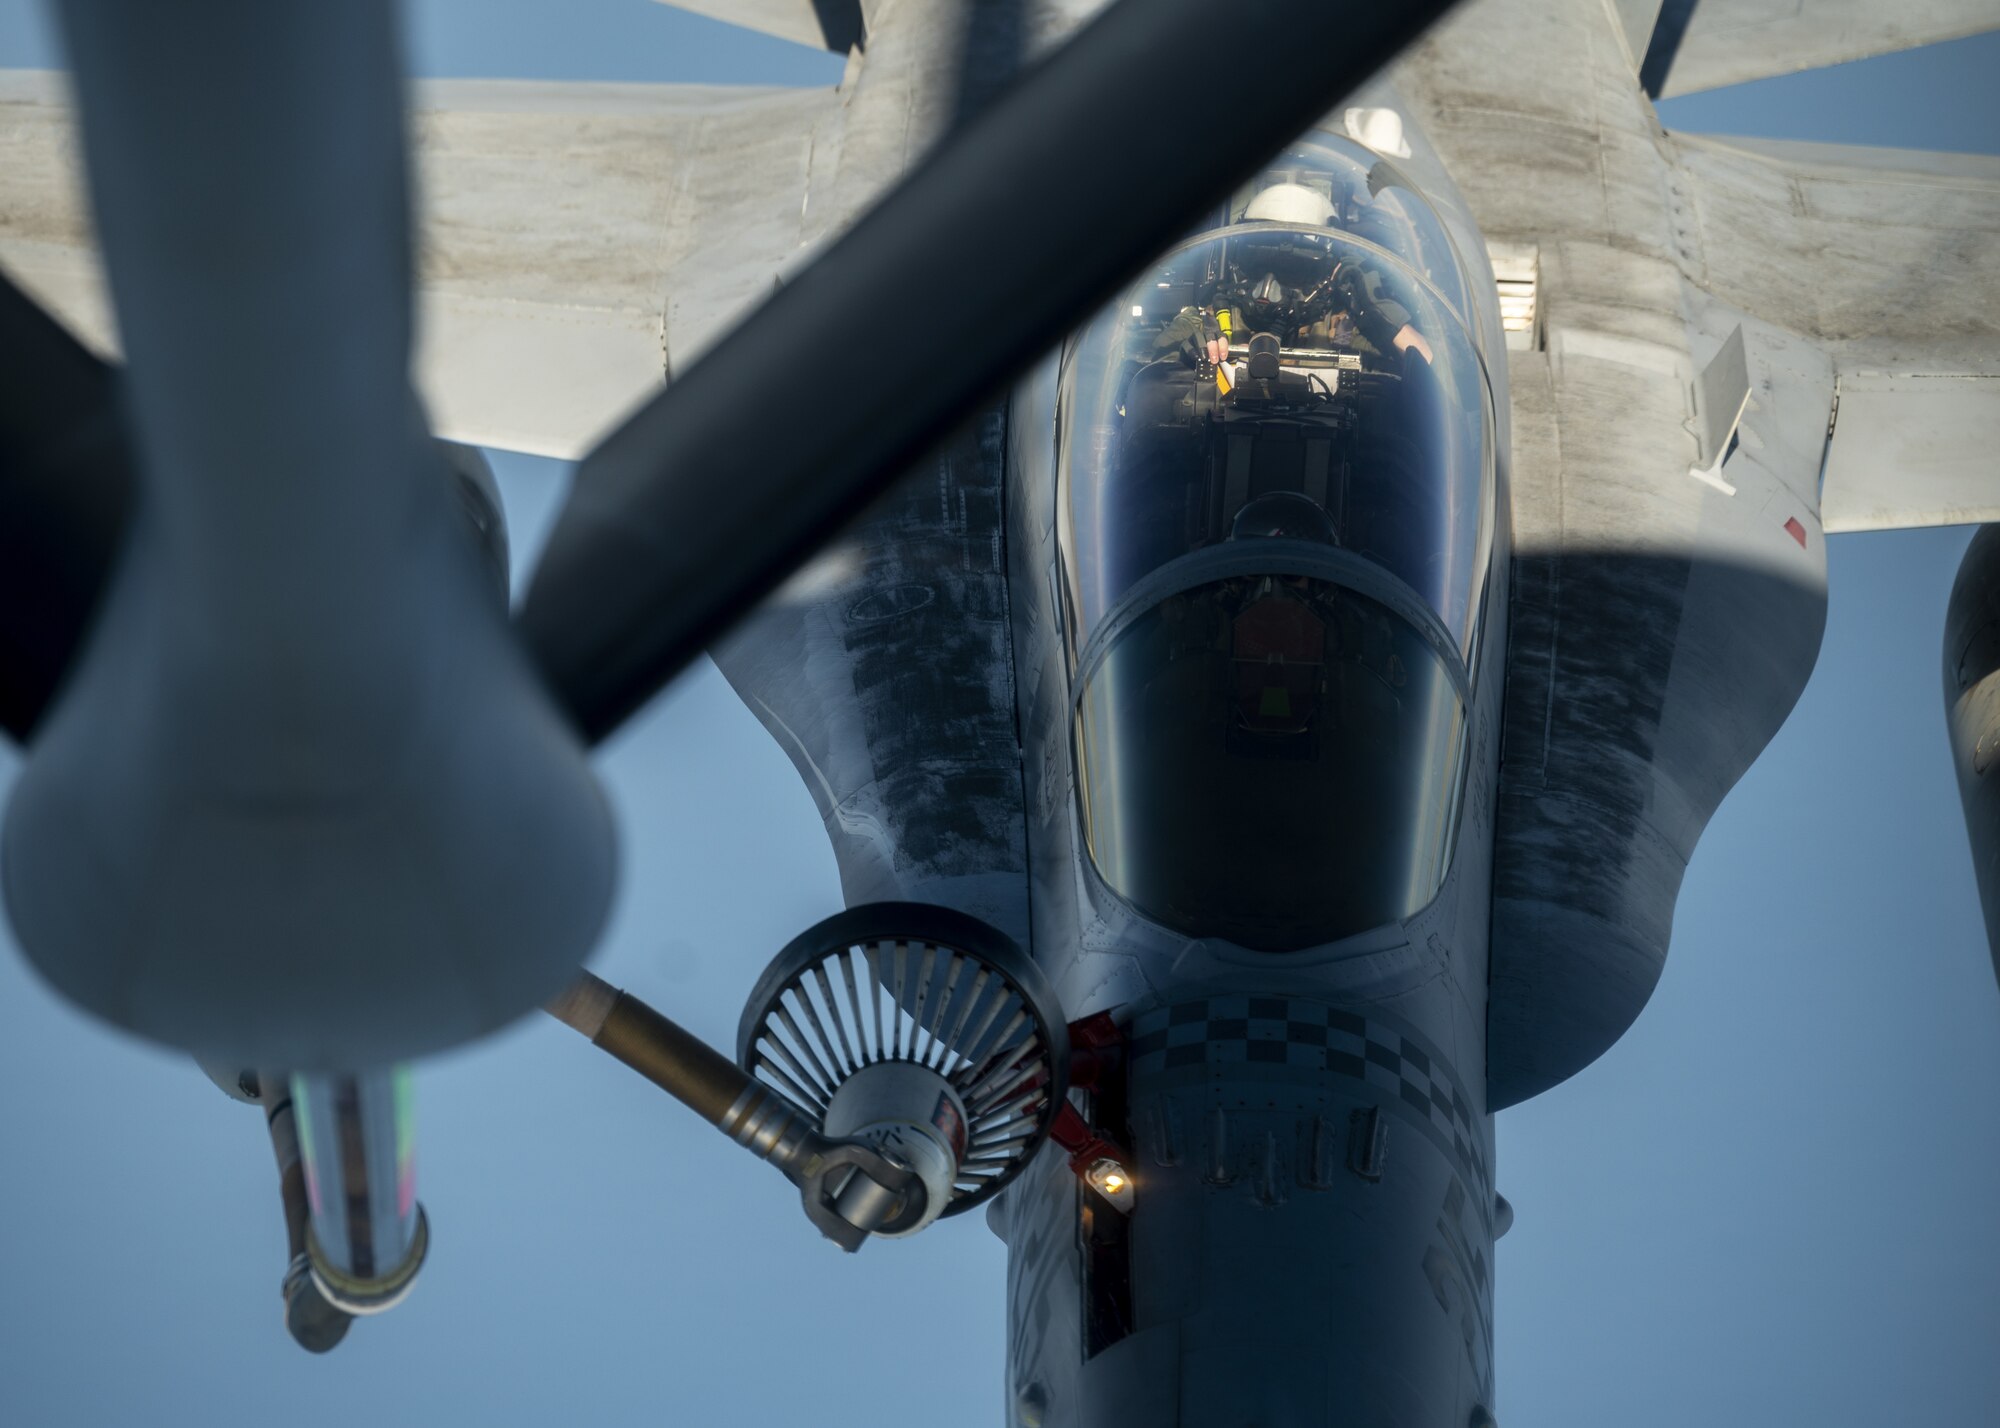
[0, 0, 1996, 1424]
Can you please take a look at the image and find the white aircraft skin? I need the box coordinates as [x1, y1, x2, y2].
[0, 1, 1995, 1424]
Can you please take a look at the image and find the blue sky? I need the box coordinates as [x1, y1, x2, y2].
[1, 5, 1997, 1427]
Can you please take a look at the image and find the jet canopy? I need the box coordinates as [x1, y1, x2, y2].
[1056, 226, 1494, 952]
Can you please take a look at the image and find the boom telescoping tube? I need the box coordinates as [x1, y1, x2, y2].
[258, 1075, 355, 1352]
[545, 973, 827, 1173]
[544, 972, 921, 1249]
[290, 1067, 429, 1314]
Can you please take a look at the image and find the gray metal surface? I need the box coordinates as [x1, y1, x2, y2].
[0, 72, 843, 461]
[1822, 372, 2000, 530]
[1689, 323, 1751, 472]
[1112, 999, 1494, 1424]
[0, 70, 115, 356]
[703, 0, 1106, 940]
[1669, 135, 2000, 372]
[1403, 0, 1998, 1103]
[411, 79, 840, 455]
[712, 414, 1031, 938]
[1671, 134, 2000, 533]
[1399, 0, 1832, 1107]
[2, 3, 615, 1068]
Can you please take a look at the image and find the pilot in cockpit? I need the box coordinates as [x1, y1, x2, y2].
[1225, 180, 1436, 367]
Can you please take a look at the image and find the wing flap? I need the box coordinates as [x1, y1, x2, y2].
[1821, 372, 2000, 532]
[1651, 0, 2000, 98]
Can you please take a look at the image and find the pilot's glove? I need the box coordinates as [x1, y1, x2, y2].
[1193, 313, 1229, 374]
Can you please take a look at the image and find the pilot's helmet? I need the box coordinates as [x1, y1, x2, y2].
[1241, 272, 1291, 333]
[1244, 182, 1336, 228]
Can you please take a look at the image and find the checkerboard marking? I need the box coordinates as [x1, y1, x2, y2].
[1129, 996, 1490, 1197]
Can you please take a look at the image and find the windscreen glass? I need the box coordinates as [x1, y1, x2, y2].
[1076, 576, 1466, 951]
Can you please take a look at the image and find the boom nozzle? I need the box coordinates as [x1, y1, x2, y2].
[547, 902, 1072, 1250]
